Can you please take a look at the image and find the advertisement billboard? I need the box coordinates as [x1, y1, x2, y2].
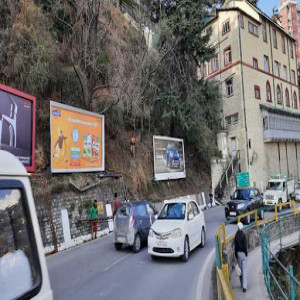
[153, 136, 186, 181]
[50, 101, 105, 173]
[0, 84, 36, 172]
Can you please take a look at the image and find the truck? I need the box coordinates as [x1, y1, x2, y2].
[0, 150, 53, 300]
[263, 175, 295, 212]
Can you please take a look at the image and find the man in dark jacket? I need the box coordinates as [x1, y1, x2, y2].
[234, 222, 248, 293]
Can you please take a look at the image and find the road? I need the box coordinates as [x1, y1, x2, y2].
[47, 207, 231, 300]
[47, 204, 298, 300]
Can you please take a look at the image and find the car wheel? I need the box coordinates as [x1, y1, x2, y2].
[278, 199, 283, 212]
[114, 243, 122, 251]
[200, 227, 206, 248]
[259, 209, 264, 220]
[133, 233, 141, 253]
[181, 237, 190, 262]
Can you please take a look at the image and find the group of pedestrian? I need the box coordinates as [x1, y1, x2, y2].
[89, 193, 121, 240]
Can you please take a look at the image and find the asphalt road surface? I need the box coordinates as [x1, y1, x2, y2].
[47, 207, 231, 300]
[47, 204, 298, 300]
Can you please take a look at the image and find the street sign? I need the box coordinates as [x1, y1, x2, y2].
[236, 172, 250, 188]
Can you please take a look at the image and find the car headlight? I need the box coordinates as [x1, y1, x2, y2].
[237, 203, 245, 209]
[149, 228, 154, 238]
[171, 228, 182, 238]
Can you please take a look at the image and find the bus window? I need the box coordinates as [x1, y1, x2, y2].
[0, 188, 41, 300]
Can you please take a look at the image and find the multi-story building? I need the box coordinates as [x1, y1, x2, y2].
[279, 0, 300, 60]
[204, 0, 300, 190]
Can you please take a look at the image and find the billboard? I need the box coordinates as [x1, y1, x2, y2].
[153, 136, 186, 181]
[50, 101, 105, 173]
[0, 84, 36, 172]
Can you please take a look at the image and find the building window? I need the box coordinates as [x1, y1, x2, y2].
[274, 61, 281, 77]
[285, 89, 290, 107]
[266, 81, 272, 102]
[252, 58, 258, 69]
[264, 55, 270, 72]
[225, 114, 238, 127]
[210, 54, 219, 73]
[239, 15, 244, 28]
[277, 85, 282, 104]
[291, 41, 294, 58]
[222, 20, 230, 35]
[254, 85, 261, 99]
[225, 78, 234, 97]
[294, 92, 298, 109]
[224, 47, 232, 66]
[291, 70, 296, 84]
[262, 22, 267, 42]
[248, 22, 259, 37]
[283, 65, 287, 79]
[281, 35, 286, 53]
[273, 29, 277, 48]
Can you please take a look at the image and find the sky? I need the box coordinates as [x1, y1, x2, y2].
[258, 0, 300, 17]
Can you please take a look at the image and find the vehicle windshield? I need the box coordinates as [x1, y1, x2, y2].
[158, 203, 186, 220]
[267, 182, 283, 191]
[232, 189, 250, 200]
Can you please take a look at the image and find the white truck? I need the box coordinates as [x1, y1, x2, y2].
[263, 175, 295, 211]
[0, 150, 53, 300]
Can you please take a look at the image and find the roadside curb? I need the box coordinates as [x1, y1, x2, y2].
[195, 248, 216, 300]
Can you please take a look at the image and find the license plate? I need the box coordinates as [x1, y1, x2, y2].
[157, 241, 167, 247]
[267, 200, 273, 204]
[229, 211, 236, 216]
[117, 237, 126, 243]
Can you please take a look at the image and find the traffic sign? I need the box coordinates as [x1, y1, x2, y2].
[236, 172, 250, 187]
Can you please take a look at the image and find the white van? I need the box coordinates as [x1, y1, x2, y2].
[0, 150, 53, 300]
[263, 175, 295, 211]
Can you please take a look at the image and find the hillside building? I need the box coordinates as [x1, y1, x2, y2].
[204, 0, 300, 191]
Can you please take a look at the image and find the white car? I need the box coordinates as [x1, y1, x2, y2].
[148, 199, 206, 262]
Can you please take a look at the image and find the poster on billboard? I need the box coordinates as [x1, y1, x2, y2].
[153, 136, 186, 181]
[50, 101, 105, 173]
[0, 84, 36, 172]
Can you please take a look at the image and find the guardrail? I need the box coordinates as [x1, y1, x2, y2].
[215, 201, 300, 300]
[261, 206, 300, 300]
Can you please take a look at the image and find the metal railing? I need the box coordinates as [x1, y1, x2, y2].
[261, 207, 300, 300]
[215, 202, 300, 300]
[214, 151, 240, 201]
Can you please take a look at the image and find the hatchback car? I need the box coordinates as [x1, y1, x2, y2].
[114, 200, 157, 253]
[225, 187, 264, 224]
[148, 199, 206, 262]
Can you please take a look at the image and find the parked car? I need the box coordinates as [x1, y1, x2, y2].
[148, 199, 206, 262]
[114, 200, 157, 253]
[295, 183, 300, 201]
[166, 144, 180, 169]
[225, 187, 264, 224]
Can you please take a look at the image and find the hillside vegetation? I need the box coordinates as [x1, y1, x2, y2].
[0, 0, 221, 200]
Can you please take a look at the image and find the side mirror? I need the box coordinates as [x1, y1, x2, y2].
[188, 212, 194, 221]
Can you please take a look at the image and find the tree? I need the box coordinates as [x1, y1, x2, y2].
[149, 0, 221, 163]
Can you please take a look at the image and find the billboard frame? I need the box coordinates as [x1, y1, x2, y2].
[50, 101, 105, 173]
[0, 84, 36, 173]
[153, 135, 186, 181]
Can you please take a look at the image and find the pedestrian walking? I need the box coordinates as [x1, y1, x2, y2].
[130, 133, 136, 158]
[234, 222, 248, 293]
[209, 193, 213, 209]
[89, 200, 99, 239]
[113, 192, 121, 218]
